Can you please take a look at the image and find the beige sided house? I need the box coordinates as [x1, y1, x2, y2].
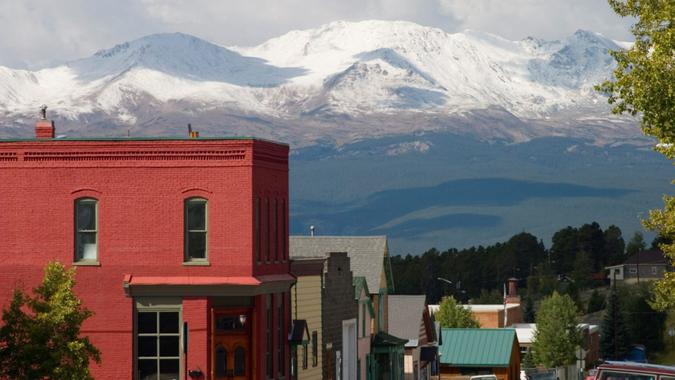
[290, 258, 325, 379]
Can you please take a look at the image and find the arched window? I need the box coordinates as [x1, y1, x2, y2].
[184, 198, 207, 262]
[75, 198, 98, 262]
[234, 346, 246, 375]
[215, 345, 227, 376]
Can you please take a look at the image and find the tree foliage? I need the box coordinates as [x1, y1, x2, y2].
[587, 289, 606, 314]
[0, 262, 100, 379]
[391, 223, 624, 303]
[600, 287, 631, 360]
[620, 284, 667, 352]
[597, 0, 675, 310]
[435, 296, 480, 328]
[597, 0, 674, 143]
[532, 292, 581, 368]
[626, 231, 647, 257]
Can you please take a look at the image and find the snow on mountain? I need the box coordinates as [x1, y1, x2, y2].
[0, 20, 635, 144]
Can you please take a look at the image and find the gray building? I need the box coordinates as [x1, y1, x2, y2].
[606, 249, 672, 285]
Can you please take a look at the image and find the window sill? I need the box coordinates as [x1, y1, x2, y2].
[73, 260, 100, 266]
[183, 261, 210, 266]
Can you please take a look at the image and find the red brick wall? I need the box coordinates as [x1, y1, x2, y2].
[0, 138, 289, 379]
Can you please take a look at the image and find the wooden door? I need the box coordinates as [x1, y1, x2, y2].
[212, 308, 252, 380]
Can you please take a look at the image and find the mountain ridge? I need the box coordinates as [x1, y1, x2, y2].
[0, 20, 638, 146]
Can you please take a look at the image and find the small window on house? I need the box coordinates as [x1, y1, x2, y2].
[75, 198, 98, 261]
[185, 198, 207, 261]
[629, 267, 637, 274]
[652, 266, 658, 275]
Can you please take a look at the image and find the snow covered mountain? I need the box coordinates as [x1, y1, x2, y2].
[0, 20, 638, 145]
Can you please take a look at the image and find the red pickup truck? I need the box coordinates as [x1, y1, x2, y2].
[593, 362, 675, 380]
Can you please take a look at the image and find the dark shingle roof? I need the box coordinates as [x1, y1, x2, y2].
[289, 236, 387, 293]
[388, 295, 427, 346]
[625, 250, 669, 265]
[439, 328, 517, 367]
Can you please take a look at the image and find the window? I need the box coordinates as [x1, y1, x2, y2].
[274, 199, 280, 262]
[629, 267, 637, 274]
[282, 199, 287, 261]
[75, 198, 98, 261]
[255, 197, 261, 263]
[302, 342, 308, 369]
[652, 266, 658, 275]
[185, 198, 207, 261]
[136, 310, 181, 380]
[266, 295, 273, 379]
[361, 303, 366, 337]
[599, 370, 655, 380]
[312, 331, 318, 367]
[277, 293, 285, 378]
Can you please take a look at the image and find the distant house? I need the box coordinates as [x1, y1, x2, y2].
[605, 249, 672, 285]
[512, 323, 599, 370]
[439, 328, 520, 380]
[428, 278, 523, 328]
[427, 304, 522, 329]
[388, 295, 439, 380]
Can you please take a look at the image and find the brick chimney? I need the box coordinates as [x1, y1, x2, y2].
[35, 105, 54, 139]
[505, 277, 521, 304]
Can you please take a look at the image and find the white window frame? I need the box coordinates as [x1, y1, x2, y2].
[184, 197, 208, 263]
[134, 299, 183, 380]
[74, 198, 98, 263]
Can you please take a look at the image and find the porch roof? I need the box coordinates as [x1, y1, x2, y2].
[122, 274, 294, 297]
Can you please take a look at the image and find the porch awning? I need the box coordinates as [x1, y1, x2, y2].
[123, 273, 295, 297]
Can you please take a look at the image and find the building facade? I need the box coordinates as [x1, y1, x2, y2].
[290, 258, 325, 379]
[0, 119, 292, 379]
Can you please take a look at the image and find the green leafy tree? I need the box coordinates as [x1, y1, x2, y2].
[626, 231, 647, 257]
[532, 292, 581, 367]
[597, 0, 674, 310]
[0, 262, 100, 379]
[435, 296, 480, 328]
[522, 348, 536, 369]
[600, 288, 630, 360]
[587, 289, 606, 314]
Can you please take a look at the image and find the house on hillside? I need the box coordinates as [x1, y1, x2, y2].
[439, 329, 520, 380]
[0, 112, 293, 379]
[388, 295, 440, 380]
[605, 249, 672, 285]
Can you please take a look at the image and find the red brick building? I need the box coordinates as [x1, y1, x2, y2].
[0, 116, 292, 379]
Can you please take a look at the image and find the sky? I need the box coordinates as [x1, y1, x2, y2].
[0, 0, 634, 69]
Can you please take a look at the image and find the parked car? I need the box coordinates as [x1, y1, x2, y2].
[594, 361, 675, 380]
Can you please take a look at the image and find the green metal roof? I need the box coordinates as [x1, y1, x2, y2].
[439, 328, 516, 367]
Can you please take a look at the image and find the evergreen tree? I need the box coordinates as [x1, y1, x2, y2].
[600, 288, 630, 360]
[0, 262, 100, 379]
[604, 225, 626, 266]
[571, 251, 593, 289]
[626, 232, 646, 257]
[587, 289, 606, 314]
[532, 292, 581, 367]
[435, 296, 480, 328]
[523, 295, 536, 323]
[620, 284, 667, 352]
